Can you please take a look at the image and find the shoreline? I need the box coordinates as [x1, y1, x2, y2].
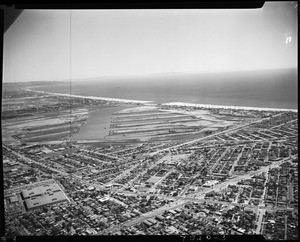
[161, 102, 298, 113]
[25, 88, 153, 104]
[25, 88, 298, 112]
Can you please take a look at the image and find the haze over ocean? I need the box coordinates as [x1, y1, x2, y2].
[33, 68, 297, 110]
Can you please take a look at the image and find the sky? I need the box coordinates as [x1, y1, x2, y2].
[3, 2, 298, 83]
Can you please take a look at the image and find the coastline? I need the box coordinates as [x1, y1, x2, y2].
[25, 88, 153, 104]
[25, 88, 298, 112]
[161, 102, 298, 113]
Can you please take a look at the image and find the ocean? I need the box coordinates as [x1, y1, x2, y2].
[32, 68, 298, 110]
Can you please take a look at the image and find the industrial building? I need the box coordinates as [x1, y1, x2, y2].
[145, 176, 163, 186]
[20, 182, 69, 211]
[23, 190, 68, 211]
[21, 183, 61, 199]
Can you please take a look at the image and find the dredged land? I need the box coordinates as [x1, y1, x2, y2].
[2, 82, 298, 240]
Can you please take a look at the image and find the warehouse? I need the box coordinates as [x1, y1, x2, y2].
[145, 176, 162, 186]
[24, 191, 68, 211]
[21, 183, 61, 199]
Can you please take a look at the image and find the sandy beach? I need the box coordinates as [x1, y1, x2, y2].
[25, 88, 153, 104]
[162, 102, 298, 112]
[25, 88, 297, 112]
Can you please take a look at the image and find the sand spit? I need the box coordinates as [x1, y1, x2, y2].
[25, 88, 153, 104]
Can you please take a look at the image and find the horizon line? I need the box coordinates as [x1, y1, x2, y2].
[2, 67, 297, 84]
